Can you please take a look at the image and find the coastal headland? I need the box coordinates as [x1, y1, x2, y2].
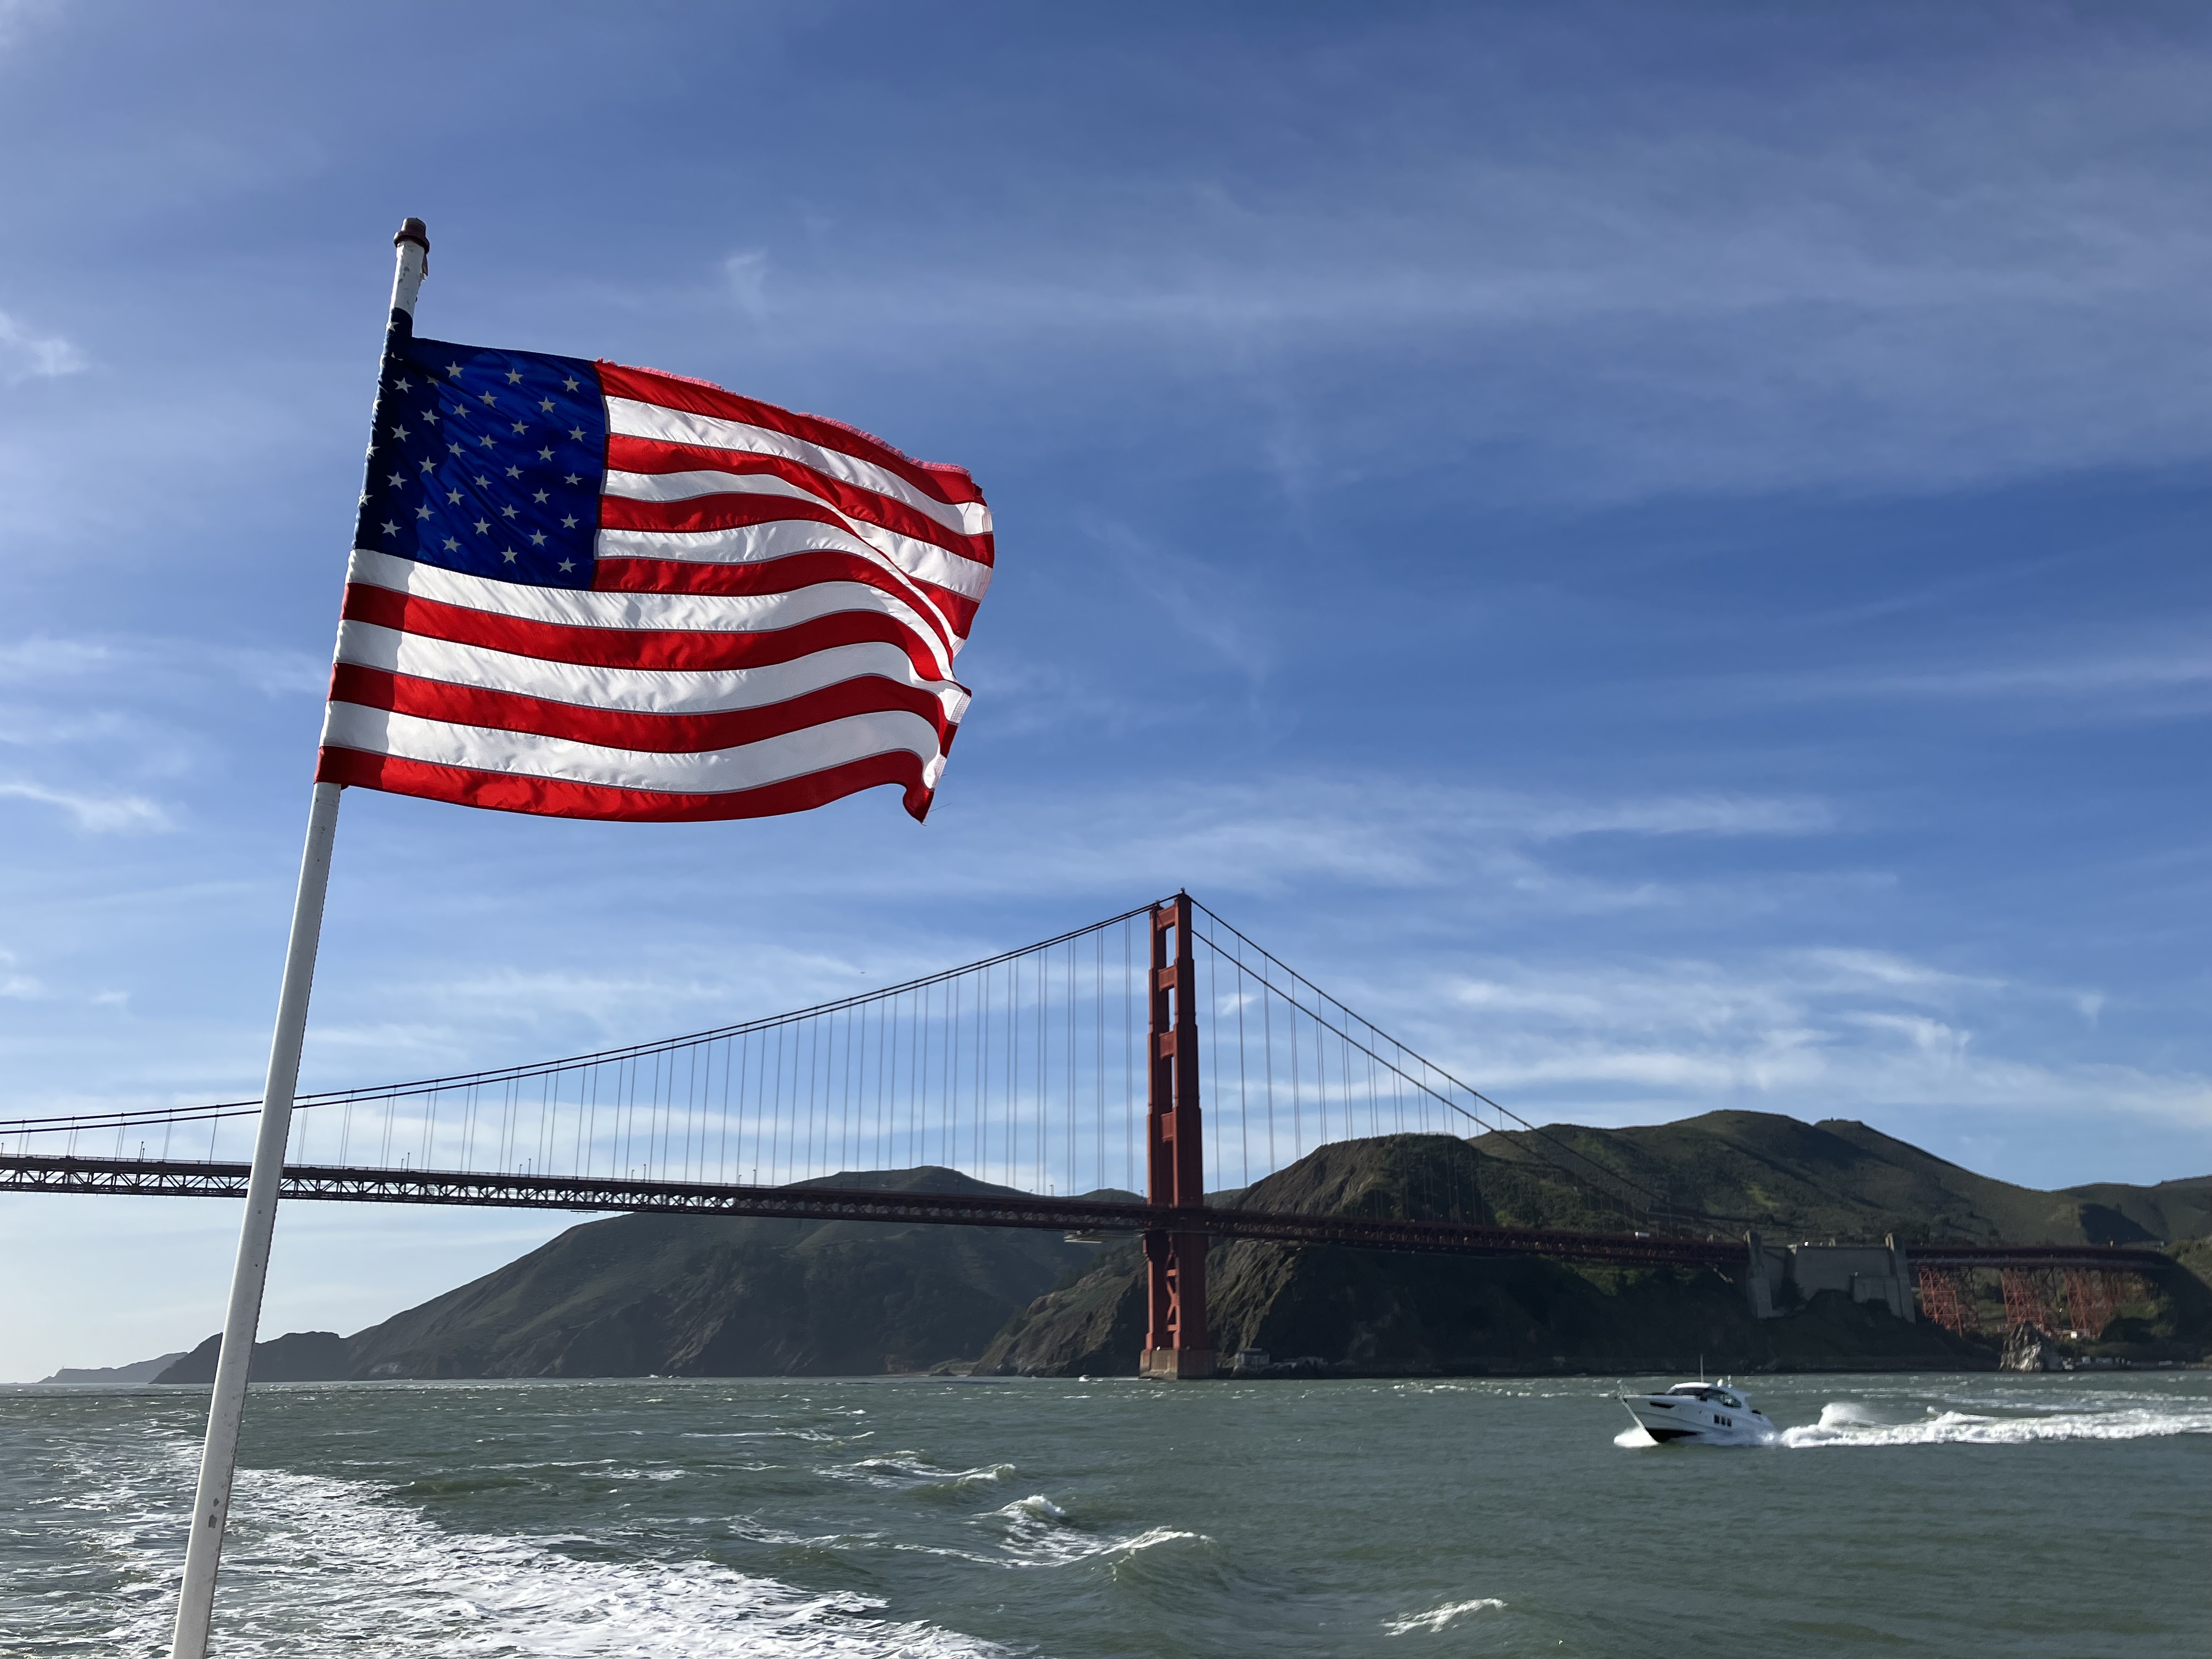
[88, 1110, 2211, 1387]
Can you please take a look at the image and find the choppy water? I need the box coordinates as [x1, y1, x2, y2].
[3, 1371, 2207, 1657]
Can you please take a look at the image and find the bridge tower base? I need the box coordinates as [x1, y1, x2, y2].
[1139, 1342, 1215, 1380]
[1141, 893, 1213, 1381]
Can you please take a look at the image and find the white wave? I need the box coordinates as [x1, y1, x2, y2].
[979, 1494, 1214, 1572]
[979, 1493, 1102, 1567]
[1611, 1423, 1777, 1449]
[1803, 1400, 1890, 1430]
[1385, 1597, 1508, 1634]
[98, 1463, 1005, 1657]
[1103, 1527, 1206, 1556]
[941, 1465, 1015, 1491]
[845, 1454, 1014, 1492]
[1782, 1400, 2212, 1449]
[995, 1493, 1068, 1525]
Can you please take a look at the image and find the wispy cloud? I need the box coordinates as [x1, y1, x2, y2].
[0, 947, 40, 1000]
[1365, 944, 2197, 1135]
[1735, 642, 2212, 704]
[956, 653, 1176, 741]
[0, 634, 326, 699]
[0, 308, 84, 383]
[302, 945, 906, 1081]
[1081, 517, 1278, 688]
[1672, 626, 2212, 733]
[0, 0, 61, 54]
[1523, 797, 1836, 840]
[210, 646, 328, 698]
[0, 637, 112, 682]
[0, 780, 170, 832]
[894, 776, 1843, 907]
[648, 26, 2212, 501]
[723, 250, 770, 325]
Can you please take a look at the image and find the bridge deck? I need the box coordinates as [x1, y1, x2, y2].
[0, 1154, 2170, 1274]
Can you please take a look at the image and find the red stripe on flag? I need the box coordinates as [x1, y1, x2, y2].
[591, 552, 960, 647]
[317, 745, 939, 822]
[910, 580, 979, 640]
[597, 362, 985, 510]
[340, 583, 947, 682]
[604, 436, 994, 567]
[328, 663, 959, 754]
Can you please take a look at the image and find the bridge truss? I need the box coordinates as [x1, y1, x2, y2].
[0, 893, 2168, 1373]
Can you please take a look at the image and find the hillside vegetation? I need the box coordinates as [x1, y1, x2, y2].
[981, 1133, 1990, 1378]
[157, 1167, 1091, 1383]
[981, 1116, 2212, 1376]
[1482, 1110, 2205, 1244]
[144, 1111, 2208, 1384]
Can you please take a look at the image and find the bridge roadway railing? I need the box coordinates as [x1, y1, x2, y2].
[0, 1152, 2172, 1276]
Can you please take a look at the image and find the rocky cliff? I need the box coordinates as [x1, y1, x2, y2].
[979, 1135, 1988, 1376]
[980, 1127, 2212, 1377]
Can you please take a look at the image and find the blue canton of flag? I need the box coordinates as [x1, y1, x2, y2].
[353, 316, 606, 591]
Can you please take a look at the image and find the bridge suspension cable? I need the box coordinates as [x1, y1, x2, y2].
[1, 894, 1675, 1231]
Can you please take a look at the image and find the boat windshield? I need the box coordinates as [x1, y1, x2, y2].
[1664, 1384, 1747, 1407]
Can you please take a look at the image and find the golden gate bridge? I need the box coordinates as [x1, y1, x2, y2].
[0, 894, 2160, 1375]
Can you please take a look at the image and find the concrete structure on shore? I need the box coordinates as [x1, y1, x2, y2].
[1745, 1232, 1915, 1321]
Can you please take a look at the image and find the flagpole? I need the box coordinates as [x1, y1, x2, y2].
[167, 218, 430, 1659]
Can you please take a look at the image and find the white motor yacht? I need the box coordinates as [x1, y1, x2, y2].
[1618, 1380, 1775, 1445]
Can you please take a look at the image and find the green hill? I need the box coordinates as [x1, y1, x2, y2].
[2055, 1175, 2212, 1247]
[152, 1167, 1096, 1384]
[980, 1120, 2212, 1377]
[1480, 1110, 2202, 1244]
[133, 1111, 2210, 1384]
[983, 1134, 1987, 1377]
[343, 1167, 1092, 1379]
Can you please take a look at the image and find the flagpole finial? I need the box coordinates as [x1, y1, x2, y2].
[393, 217, 430, 278]
[389, 219, 430, 317]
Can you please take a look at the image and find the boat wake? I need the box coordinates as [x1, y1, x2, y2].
[1782, 1397, 2212, 1449]
[99, 1460, 1006, 1658]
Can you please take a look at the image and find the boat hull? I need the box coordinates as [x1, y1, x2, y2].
[1620, 1394, 1775, 1446]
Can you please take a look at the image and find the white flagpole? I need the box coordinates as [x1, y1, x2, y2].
[167, 218, 430, 1659]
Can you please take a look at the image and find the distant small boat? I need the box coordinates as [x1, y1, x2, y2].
[1618, 1380, 1775, 1445]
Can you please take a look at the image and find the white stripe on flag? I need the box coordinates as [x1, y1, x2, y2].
[320, 703, 950, 794]
[593, 512, 992, 603]
[335, 622, 971, 719]
[346, 550, 956, 676]
[606, 398, 994, 539]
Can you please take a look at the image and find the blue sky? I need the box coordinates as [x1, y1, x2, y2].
[4, 0, 2210, 1379]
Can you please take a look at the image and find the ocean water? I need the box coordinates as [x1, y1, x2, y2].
[3, 1371, 2207, 1658]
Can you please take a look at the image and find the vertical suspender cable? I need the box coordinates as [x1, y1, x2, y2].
[1064, 939, 1075, 1197]
[1093, 929, 1104, 1195]
[1262, 973, 1277, 1177]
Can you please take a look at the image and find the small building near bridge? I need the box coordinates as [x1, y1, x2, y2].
[1745, 1232, 1915, 1321]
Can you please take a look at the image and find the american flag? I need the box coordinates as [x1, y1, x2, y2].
[320, 313, 991, 823]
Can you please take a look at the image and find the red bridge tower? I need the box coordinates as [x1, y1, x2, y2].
[1142, 893, 1213, 1379]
